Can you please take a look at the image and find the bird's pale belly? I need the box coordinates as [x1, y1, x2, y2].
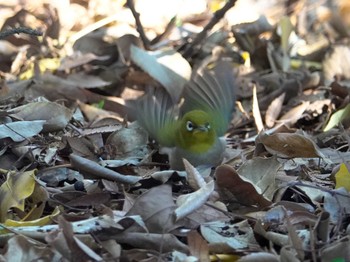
[163, 137, 226, 170]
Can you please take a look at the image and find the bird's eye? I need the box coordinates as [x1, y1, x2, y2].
[186, 121, 194, 131]
[205, 122, 211, 129]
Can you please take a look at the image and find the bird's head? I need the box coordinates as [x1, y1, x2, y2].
[176, 110, 216, 153]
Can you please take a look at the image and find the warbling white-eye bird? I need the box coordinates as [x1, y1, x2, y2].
[132, 62, 236, 170]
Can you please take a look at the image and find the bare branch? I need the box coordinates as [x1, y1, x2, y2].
[126, 0, 150, 49]
[182, 0, 238, 58]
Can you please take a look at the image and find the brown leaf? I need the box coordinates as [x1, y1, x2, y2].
[77, 101, 121, 122]
[215, 165, 272, 208]
[29, 74, 89, 102]
[105, 122, 148, 159]
[2, 235, 60, 262]
[257, 131, 323, 158]
[66, 192, 111, 207]
[9, 101, 73, 132]
[110, 232, 189, 253]
[187, 230, 210, 262]
[323, 45, 350, 82]
[285, 211, 305, 261]
[126, 184, 182, 233]
[237, 157, 280, 200]
[265, 92, 285, 127]
[57, 216, 102, 261]
[278, 101, 310, 126]
[320, 236, 350, 261]
[58, 52, 110, 70]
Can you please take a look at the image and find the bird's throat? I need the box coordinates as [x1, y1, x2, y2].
[186, 142, 213, 153]
[176, 131, 215, 153]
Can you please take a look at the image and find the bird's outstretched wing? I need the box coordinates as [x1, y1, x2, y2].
[180, 62, 236, 136]
[132, 87, 178, 147]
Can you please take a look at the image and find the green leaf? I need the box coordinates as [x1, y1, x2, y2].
[324, 104, 350, 131]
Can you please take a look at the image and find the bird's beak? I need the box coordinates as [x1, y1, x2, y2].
[195, 126, 208, 132]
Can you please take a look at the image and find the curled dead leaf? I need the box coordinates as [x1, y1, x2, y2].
[183, 158, 207, 190]
[69, 154, 140, 184]
[175, 180, 215, 221]
[215, 165, 272, 208]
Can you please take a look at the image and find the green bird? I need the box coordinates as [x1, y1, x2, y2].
[133, 62, 236, 170]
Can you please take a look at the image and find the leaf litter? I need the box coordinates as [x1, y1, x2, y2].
[0, 0, 350, 261]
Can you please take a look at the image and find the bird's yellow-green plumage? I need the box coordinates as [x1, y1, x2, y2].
[175, 110, 215, 153]
[132, 62, 235, 170]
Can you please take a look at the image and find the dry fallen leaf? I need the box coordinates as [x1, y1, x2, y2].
[175, 180, 215, 220]
[215, 165, 272, 208]
[187, 230, 210, 262]
[183, 158, 207, 190]
[1, 0, 350, 260]
[0, 120, 45, 142]
[200, 220, 257, 250]
[58, 52, 110, 71]
[265, 92, 285, 127]
[69, 154, 141, 184]
[278, 101, 310, 126]
[257, 131, 324, 158]
[126, 184, 182, 233]
[9, 101, 73, 132]
[1, 235, 60, 262]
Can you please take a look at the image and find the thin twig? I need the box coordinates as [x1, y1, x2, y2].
[182, 0, 237, 58]
[69, 13, 120, 44]
[0, 27, 43, 40]
[150, 16, 177, 46]
[126, 0, 150, 49]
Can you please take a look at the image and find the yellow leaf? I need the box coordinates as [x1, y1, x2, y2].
[209, 0, 225, 12]
[19, 58, 61, 80]
[0, 170, 36, 222]
[335, 163, 350, 191]
[4, 206, 60, 227]
[210, 254, 240, 261]
[22, 183, 49, 221]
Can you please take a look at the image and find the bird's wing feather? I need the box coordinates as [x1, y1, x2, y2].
[134, 87, 178, 147]
[181, 62, 236, 136]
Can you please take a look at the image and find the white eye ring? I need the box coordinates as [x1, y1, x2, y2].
[186, 121, 194, 131]
[205, 122, 210, 129]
